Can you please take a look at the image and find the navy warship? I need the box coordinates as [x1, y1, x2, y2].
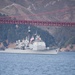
[0, 26, 59, 54]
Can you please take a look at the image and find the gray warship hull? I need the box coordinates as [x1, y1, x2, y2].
[0, 48, 59, 54]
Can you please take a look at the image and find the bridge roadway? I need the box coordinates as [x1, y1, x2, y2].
[0, 19, 75, 26]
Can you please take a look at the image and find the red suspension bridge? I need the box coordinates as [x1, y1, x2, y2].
[0, 6, 75, 26]
[0, 19, 75, 26]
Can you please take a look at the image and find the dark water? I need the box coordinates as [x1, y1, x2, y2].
[0, 52, 75, 75]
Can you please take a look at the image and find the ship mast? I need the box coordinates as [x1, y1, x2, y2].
[28, 26, 31, 41]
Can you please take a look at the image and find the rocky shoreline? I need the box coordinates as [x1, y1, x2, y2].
[60, 44, 75, 52]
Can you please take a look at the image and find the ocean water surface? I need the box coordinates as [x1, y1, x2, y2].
[0, 52, 75, 75]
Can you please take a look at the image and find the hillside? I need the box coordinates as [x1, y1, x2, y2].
[0, 0, 75, 22]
